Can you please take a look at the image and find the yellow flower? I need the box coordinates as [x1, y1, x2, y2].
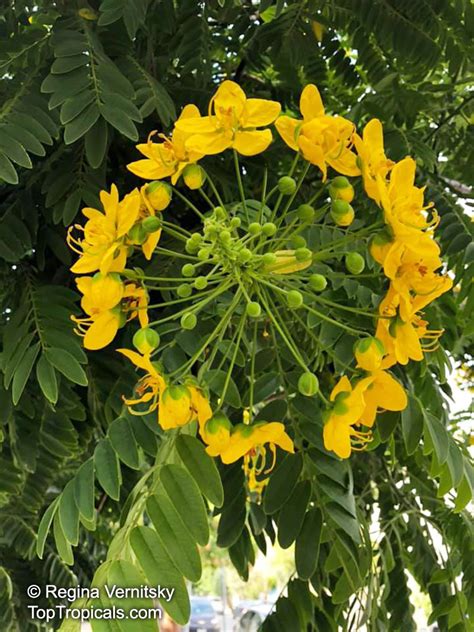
[201, 412, 232, 457]
[354, 337, 384, 372]
[175, 80, 281, 156]
[322, 376, 372, 458]
[159, 385, 194, 430]
[211, 421, 294, 465]
[68, 185, 141, 275]
[188, 385, 213, 430]
[72, 273, 124, 350]
[118, 348, 166, 413]
[353, 119, 393, 203]
[358, 370, 407, 427]
[127, 104, 204, 184]
[275, 84, 360, 181]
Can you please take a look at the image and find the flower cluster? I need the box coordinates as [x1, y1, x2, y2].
[67, 80, 451, 495]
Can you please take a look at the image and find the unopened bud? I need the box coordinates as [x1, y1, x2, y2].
[278, 176, 297, 195]
[183, 164, 205, 190]
[145, 181, 172, 211]
[181, 312, 197, 330]
[133, 327, 160, 354]
[345, 252, 365, 275]
[298, 372, 319, 396]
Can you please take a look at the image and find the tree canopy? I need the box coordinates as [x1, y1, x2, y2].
[0, 1, 473, 631]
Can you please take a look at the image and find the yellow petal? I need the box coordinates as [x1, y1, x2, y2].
[175, 115, 216, 134]
[142, 229, 161, 260]
[298, 135, 327, 180]
[84, 311, 120, 350]
[275, 116, 301, 151]
[213, 80, 246, 119]
[127, 159, 175, 180]
[232, 129, 273, 156]
[116, 189, 141, 237]
[323, 417, 351, 459]
[243, 99, 281, 127]
[264, 249, 311, 274]
[327, 150, 361, 177]
[186, 131, 232, 156]
[178, 103, 201, 120]
[330, 375, 352, 401]
[300, 84, 325, 120]
[117, 348, 154, 372]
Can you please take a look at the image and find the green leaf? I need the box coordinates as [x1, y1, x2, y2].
[0, 153, 19, 184]
[59, 480, 80, 546]
[64, 103, 100, 144]
[85, 117, 108, 168]
[74, 459, 95, 522]
[36, 354, 58, 403]
[53, 512, 74, 565]
[295, 508, 322, 580]
[401, 395, 424, 455]
[326, 502, 361, 544]
[263, 453, 303, 514]
[44, 347, 88, 386]
[99, 104, 138, 141]
[423, 411, 449, 465]
[176, 434, 224, 507]
[94, 438, 122, 500]
[427, 595, 457, 626]
[130, 526, 190, 625]
[159, 464, 209, 546]
[277, 480, 311, 549]
[12, 342, 40, 405]
[36, 497, 60, 559]
[109, 417, 140, 469]
[146, 491, 202, 582]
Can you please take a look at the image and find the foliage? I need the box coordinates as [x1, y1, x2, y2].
[0, 1, 473, 631]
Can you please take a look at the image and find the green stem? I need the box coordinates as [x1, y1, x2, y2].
[233, 150, 248, 223]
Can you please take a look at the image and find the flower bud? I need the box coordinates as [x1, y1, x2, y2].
[298, 372, 319, 396]
[330, 200, 354, 226]
[262, 252, 277, 265]
[230, 217, 241, 229]
[238, 247, 252, 263]
[181, 263, 196, 277]
[287, 290, 303, 309]
[345, 252, 365, 275]
[183, 164, 205, 190]
[198, 248, 211, 260]
[309, 273, 327, 291]
[246, 301, 261, 318]
[145, 181, 172, 211]
[354, 337, 384, 372]
[290, 236, 307, 249]
[278, 176, 297, 195]
[202, 411, 232, 451]
[329, 176, 354, 203]
[297, 204, 315, 222]
[128, 223, 148, 245]
[248, 222, 261, 236]
[214, 206, 227, 220]
[262, 222, 277, 236]
[159, 385, 193, 429]
[194, 276, 208, 290]
[141, 216, 162, 233]
[185, 239, 200, 254]
[177, 283, 192, 298]
[220, 230, 231, 244]
[181, 312, 197, 330]
[133, 327, 160, 354]
[295, 247, 311, 262]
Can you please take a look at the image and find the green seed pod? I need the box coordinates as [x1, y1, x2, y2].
[278, 176, 297, 195]
[309, 273, 327, 291]
[181, 263, 196, 277]
[262, 222, 277, 236]
[181, 312, 197, 330]
[238, 247, 252, 263]
[295, 247, 311, 262]
[345, 252, 365, 275]
[141, 216, 162, 233]
[194, 276, 208, 290]
[177, 283, 192, 298]
[298, 372, 319, 396]
[133, 327, 160, 354]
[297, 204, 315, 222]
[287, 290, 303, 309]
[246, 301, 261, 318]
[248, 222, 261, 236]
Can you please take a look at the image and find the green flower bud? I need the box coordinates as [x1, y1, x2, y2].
[214, 206, 227, 220]
[181, 312, 197, 330]
[297, 204, 315, 222]
[141, 216, 162, 233]
[177, 283, 192, 298]
[205, 225, 218, 239]
[220, 229, 231, 244]
[262, 252, 277, 265]
[262, 222, 277, 236]
[298, 372, 319, 397]
[309, 273, 327, 291]
[230, 217, 241, 229]
[248, 222, 261, 236]
[246, 301, 261, 318]
[287, 290, 303, 309]
[182, 164, 205, 190]
[291, 235, 307, 249]
[185, 239, 199, 254]
[329, 178, 354, 202]
[145, 181, 172, 211]
[128, 223, 147, 245]
[331, 199, 352, 216]
[345, 252, 365, 275]
[295, 247, 311, 262]
[278, 176, 297, 195]
[181, 263, 196, 277]
[331, 176, 351, 189]
[133, 327, 160, 354]
[238, 247, 252, 263]
[197, 247, 211, 260]
[190, 232, 202, 243]
[194, 276, 208, 290]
